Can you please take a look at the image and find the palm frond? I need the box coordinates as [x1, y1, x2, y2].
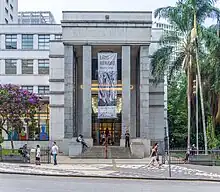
[202, 27, 220, 52]
[160, 31, 181, 46]
[150, 46, 173, 83]
[154, 6, 176, 19]
[168, 51, 186, 80]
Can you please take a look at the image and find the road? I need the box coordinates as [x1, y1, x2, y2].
[0, 174, 219, 192]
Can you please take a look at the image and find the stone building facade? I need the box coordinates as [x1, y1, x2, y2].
[49, 11, 164, 154]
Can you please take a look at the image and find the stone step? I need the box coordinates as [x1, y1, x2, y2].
[71, 146, 139, 159]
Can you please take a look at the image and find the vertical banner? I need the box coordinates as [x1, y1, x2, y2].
[98, 52, 117, 119]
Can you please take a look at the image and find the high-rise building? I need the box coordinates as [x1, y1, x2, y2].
[0, 0, 18, 24]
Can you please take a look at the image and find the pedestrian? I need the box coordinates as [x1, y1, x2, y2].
[51, 142, 59, 165]
[77, 134, 88, 153]
[125, 129, 130, 148]
[147, 143, 160, 167]
[101, 132, 105, 145]
[191, 144, 196, 156]
[35, 145, 41, 165]
[105, 128, 110, 144]
[22, 144, 29, 163]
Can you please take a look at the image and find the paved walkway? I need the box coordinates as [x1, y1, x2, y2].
[57, 156, 151, 164]
[0, 160, 220, 181]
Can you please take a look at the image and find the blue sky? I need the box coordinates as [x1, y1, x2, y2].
[18, 0, 219, 25]
[18, 0, 177, 23]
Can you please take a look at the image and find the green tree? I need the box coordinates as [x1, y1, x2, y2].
[202, 26, 220, 129]
[151, 0, 220, 149]
[168, 75, 187, 148]
[0, 84, 40, 149]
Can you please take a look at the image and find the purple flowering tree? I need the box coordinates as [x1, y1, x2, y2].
[0, 84, 40, 149]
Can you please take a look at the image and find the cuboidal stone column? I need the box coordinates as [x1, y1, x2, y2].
[139, 46, 150, 138]
[82, 46, 92, 138]
[64, 45, 75, 138]
[122, 46, 131, 136]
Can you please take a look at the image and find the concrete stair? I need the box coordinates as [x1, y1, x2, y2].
[71, 146, 140, 159]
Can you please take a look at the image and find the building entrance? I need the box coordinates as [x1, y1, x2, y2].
[91, 94, 122, 145]
[92, 117, 121, 146]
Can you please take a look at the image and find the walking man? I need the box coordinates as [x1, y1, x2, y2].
[125, 130, 130, 148]
[51, 142, 59, 165]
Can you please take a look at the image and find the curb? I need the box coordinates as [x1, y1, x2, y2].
[0, 171, 220, 183]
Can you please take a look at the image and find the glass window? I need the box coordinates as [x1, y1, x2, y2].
[29, 102, 50, 141]
[5, 19, 8, 24]
[5, 59, 17, 74]
[6, 0, 9, 4]
[38, 34, 50, 50]
[38, 86, 49, 94]
[10, 14, 13, 21]
[22, 59, 33, 74]
[55, 34, 62, 40]
[38, 59, 49, 74]
[21, 86, 33, 92]
[22, 34, 33, 49]
[5, 34, 17, 49]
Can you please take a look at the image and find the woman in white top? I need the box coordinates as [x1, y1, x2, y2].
[35, 145, 41, 165]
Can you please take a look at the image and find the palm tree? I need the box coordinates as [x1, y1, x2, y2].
[151, 0, 220, 151]
[201, 25, 220, 136]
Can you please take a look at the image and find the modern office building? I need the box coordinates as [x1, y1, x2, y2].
[0, 0, 18, 24]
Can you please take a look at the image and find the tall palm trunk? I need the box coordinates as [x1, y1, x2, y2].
[196, 75, 199, 154]
[195, 39, 208, 154]
[187, 60, 191, 151]
[192, 3, 208, 154]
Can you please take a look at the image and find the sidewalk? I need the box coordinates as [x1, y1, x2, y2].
[0, 159, 220, 181]
[57, 156, 151, 164]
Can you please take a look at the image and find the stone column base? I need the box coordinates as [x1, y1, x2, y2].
[131, 138, 151, 157]
[84, 138, 94, 147]
[120, 139, 125, 147]
[58, 138, 94, 156]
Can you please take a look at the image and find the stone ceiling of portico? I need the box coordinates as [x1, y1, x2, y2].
[75, 45, 139, 57]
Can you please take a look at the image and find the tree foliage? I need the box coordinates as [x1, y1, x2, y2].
[153, 0, 220, 149]
[0, 84, 40, 148]
[168, 75, 187, 148]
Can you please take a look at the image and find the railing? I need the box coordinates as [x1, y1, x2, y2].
[166, 149, 220, 165]
[0, 146, 51, 164]
[36, 147, 51, 164]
